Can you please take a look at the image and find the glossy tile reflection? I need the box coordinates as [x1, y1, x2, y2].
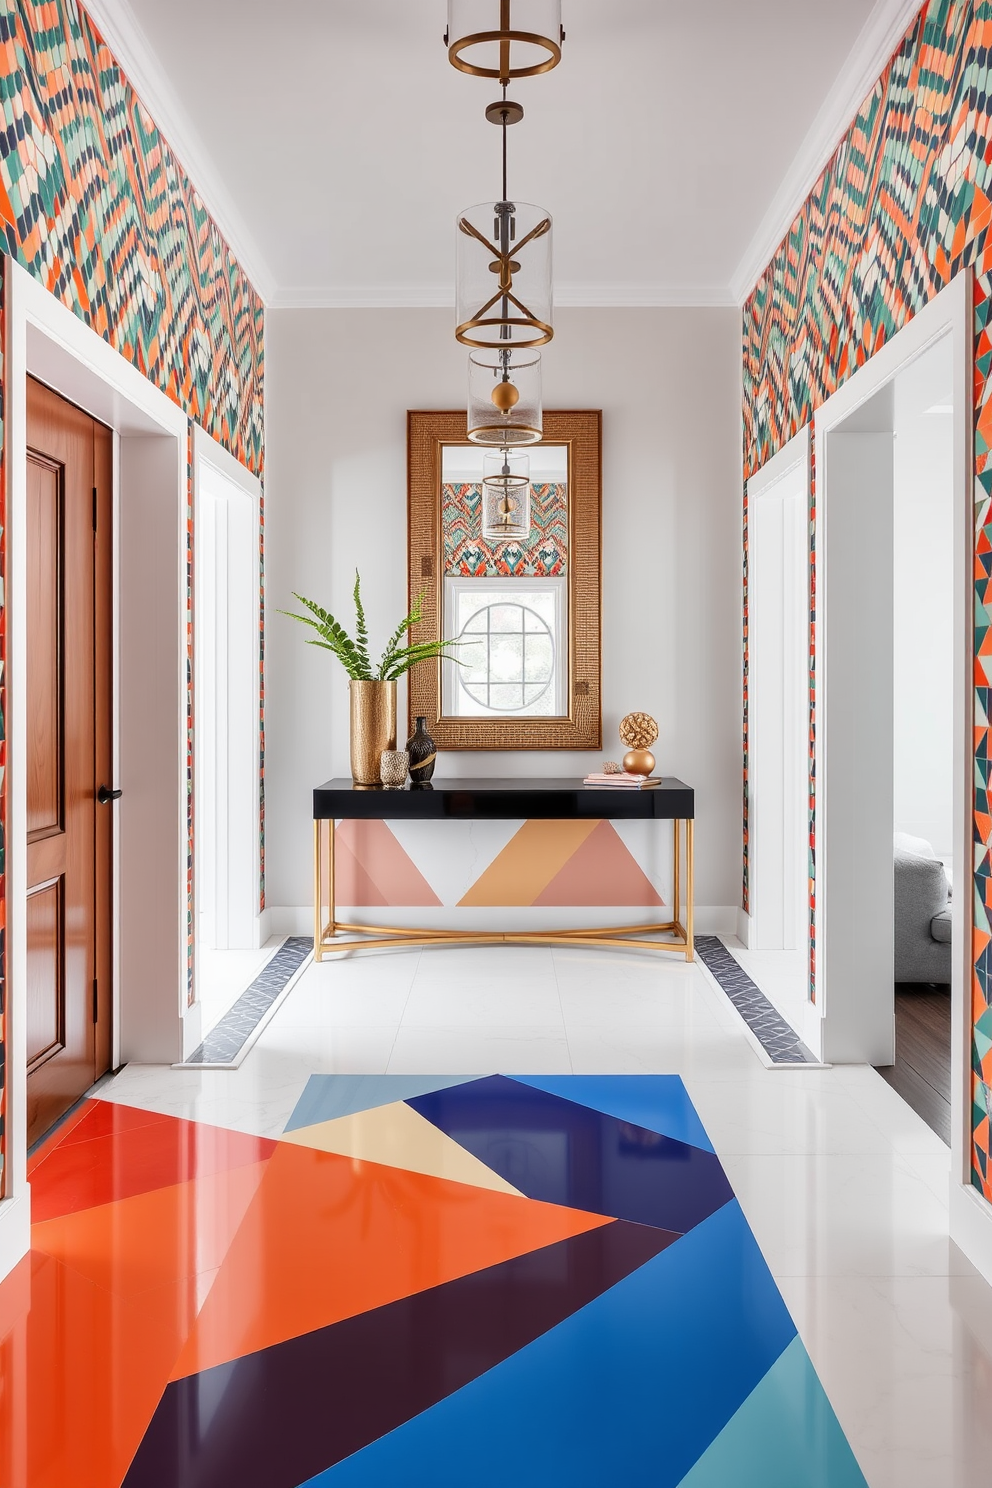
[0, 1077, 869, 1487]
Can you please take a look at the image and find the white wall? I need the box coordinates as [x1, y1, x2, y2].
[893, 340, 954, 857]
[263, 307, 743, 915]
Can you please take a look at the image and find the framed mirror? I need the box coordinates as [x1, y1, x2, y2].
[407, 409, 601, 749]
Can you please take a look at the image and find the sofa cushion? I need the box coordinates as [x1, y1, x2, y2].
[930, 908, 952, 945]
[894, 831, 937, 859]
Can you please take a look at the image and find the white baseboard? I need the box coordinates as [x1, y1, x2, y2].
[0, 1190, 31, 1282]
[266, 904, 737, 937]
[950, 1180, 992, 1285]
[737, 906, 754, 948]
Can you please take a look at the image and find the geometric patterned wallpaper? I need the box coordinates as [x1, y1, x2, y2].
[443, 482, 567, 577]
[0, 0, 265, 1190]
[741, 0, 992, 1199]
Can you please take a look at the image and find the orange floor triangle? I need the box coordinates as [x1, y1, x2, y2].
[335, 819, 441, 906]
[171, 1140, 610, 1380]
[534, 820, 664, 907]
[1, 1160, 269, 1488]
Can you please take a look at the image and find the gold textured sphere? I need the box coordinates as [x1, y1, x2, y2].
[603, 761, 622, 774]
[619, 712, 659, 750]
[491, 379, 520, 411]
[623, 748, 655, 776]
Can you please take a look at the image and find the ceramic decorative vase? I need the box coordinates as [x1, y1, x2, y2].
[380, 750, 409, 789]
[406, 715, 437, 783]
[350, 679, 397, 786]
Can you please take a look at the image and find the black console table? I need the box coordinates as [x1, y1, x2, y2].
[312, 777, 695, 960]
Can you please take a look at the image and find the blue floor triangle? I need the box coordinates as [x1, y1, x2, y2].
[509, 1075, 715, 1152]
[675, 1335, 868, 1487]
[407, 1075, 732, 1233]
[308, 1199, 796, 1487]
[284, 1075, 474, 1131]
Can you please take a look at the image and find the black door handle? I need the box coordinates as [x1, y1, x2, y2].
[97, 786, 123, 805]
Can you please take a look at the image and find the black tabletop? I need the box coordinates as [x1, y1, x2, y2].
[313, 777, 694, 821]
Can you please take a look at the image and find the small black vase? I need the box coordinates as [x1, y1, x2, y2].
[406, 716, 437, 783]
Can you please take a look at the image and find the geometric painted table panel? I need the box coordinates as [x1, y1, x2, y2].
[0, 1079, 869, 1487]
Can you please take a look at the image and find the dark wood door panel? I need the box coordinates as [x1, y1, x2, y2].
[26, 454, 62, 840]
[26, 880, 64, 1071]
[25, 378, 113, 1147]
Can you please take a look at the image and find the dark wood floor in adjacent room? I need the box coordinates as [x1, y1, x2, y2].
[875, 986, 951, 1146]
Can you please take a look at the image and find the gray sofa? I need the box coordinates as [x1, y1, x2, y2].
[894, 832, 951, 984]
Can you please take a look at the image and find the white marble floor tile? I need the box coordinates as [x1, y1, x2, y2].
[722, 1152, 972, 1278]
[386, 1025, 572, 1075]
[778, 1271, 992, 1488]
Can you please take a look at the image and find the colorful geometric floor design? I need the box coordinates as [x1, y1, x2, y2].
[0, 1078, 868, 1487]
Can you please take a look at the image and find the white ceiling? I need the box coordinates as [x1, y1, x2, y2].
[86, 0, 923, 307]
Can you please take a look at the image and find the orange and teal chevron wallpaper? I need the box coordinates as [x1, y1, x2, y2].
[741, 0, 992, 1197]
[0, 0, 266, 1188]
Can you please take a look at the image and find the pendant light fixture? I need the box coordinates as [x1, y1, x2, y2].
[468, 348, 542, 444]
[445, 1, 564, 85]
[455, 97, 553, 350]
[447, 4, 563, 448]
[482, 447, 531, 541]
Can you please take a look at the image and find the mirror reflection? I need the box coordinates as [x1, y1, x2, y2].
[440, 443, 568, 719]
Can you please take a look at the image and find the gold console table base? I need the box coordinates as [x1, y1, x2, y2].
[313, 817, 694, 962]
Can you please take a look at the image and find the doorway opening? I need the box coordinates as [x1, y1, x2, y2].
[25, 377, 113, 1146]
[194, 448, 268, 1037]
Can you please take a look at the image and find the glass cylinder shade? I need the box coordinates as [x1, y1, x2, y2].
[456, 200, 553, 349]
[482, 449, 531, 541]
[467, 349, 542, 445]
[447, 0, 562, 83]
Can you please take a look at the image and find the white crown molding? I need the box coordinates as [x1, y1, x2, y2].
[268, 281, 737, 311]
[80, 0, 277, 304]
[730, 0, 925, 305]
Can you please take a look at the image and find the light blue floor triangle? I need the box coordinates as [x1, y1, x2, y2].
[676, 1335, 868, 1487]
[509, 1074, 715, 1152]
[284, 1074, 474, 1131]
[307, 1199, 795, 1487]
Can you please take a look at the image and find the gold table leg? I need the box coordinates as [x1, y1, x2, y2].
[685, 818, 694, 961]
[313, 820, 323, 962]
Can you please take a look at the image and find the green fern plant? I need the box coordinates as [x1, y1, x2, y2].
[281, 571, 462, 682]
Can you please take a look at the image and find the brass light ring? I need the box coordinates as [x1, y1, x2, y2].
[467, 422, 543, 445]
[448, 30, 562, 80]
[456, 316, 554, 349]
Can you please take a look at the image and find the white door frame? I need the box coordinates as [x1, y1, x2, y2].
[812, 272, 992, 1277]
[192, 425, 263, 971]
[746, 426, 810, 963]
[0, 259, 196, 1277]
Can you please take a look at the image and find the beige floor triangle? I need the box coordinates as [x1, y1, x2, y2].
[280, 1100, 523, 1196]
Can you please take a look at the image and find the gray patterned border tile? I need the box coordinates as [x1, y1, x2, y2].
[184, 937, 313, 1066]
[694, 936, 816, 1065]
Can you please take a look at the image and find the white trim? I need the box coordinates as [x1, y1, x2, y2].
[267, 282, 739, 311]
[813, 272, 973, 1184]
[736, 906, 755, 950]
[747, 426, 810, 961]
[950, 1183, 992, 1288]
[191, 426, 264, 974]
[731, 0, 925, 304]
[746, 425, 810, 501]
[80, 0, 275, 303]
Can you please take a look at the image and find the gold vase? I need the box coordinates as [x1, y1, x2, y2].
[350, 680, 397, 786]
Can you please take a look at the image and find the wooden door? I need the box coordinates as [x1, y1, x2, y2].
[26, 378, 112, 1147]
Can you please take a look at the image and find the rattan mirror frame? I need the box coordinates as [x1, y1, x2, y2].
[407, 409, 602, 750]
